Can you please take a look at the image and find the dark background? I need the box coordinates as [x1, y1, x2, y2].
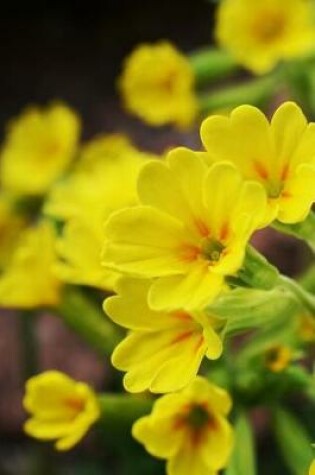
[0, 0, 216, 141]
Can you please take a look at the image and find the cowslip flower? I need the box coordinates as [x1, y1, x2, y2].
[310, 460, 315, 475]
[118, 42, 198, 128]
[0, 193, 26, 270]
[201, 102, 315, 225]
[133, 377, 233, 475]
[264, 344, 294, 373]
[0, 221, 61, 308]
[103, 148, 266, 311]
[215, 0, 315, 74]
[0, 102, 80, 195]
[104, 277, 223, 393]
[23, 371, 100, 451]
[46, 135, 157, 290]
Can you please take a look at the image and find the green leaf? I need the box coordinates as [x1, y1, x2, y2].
[273, 408, 313, 475]
[225, 413, 256, 475]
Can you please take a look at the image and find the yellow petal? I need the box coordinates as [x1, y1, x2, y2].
[103, 206, 189, 277]
[270, 101, 307, 174]
[132, 415, 183, 459]
[278, 164, 315, 223]
[148, 265, 224, 311]
[201, 105, 272, 180]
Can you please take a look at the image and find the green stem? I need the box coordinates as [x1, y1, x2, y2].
[19, 311, 39, 379]
[277, 275, 315, 316]
[57, 287, 121, 356]
[198, 74, 279, 114]
[98, 393, 153, 427]
[189, 47, 237, 84]
[299, 264, 315, 293]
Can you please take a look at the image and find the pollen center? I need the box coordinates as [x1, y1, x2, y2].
[201, 238, 225, 263]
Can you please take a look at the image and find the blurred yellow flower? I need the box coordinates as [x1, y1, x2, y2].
[104, 277, 223, 393]
[310, 460, 315, 475]
[23, 371, 100, 451]
[119, 42, 198, 128]
[46, 134, 157, 290]
[0, 193, 26, 270]
[264, 344, 293, 372]
[299, 314, 315, 342]
[133, 376, 233, 475]
[201, 102, 315, 225]
[0, 220, 61, 308]
[215, 0, 315, 74]
[0, 103, 80, 195]
[103, 148, 266, 311]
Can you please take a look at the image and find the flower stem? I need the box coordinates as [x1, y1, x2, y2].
[198, 74, 279, 114]
[57, 287, 121, 356]
[277, 275, 315, 316]
[19, 311, 39, 379]
[189, 47, 237, 84]
[98, 393, 153, 426]
[272, 212, 315, 252]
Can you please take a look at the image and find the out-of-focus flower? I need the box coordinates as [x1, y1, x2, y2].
[23, 371, 100, 451]
[103, 148, 266, 311]
[0, 193, 26, 270]
[0, 103, 80, 195]
[46, 134, 157, 291]
[309, 460, 315, 475]
[119, 42, 198, 128]
[215, 0, 315, 74]
[299, 314, 315, 342]
[201, 102, 315, 225]
[264, 344, 294, 372]
[133, 377, 233, 475]
[0, 220, 61, 308]
[104, 277, 223, 393]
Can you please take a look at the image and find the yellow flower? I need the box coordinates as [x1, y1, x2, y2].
[309, 460, 315, 475]
[103, 148, 266, 311]
[201, 102, 315, 225]
[104, 277, 223, 393]
[132, 377, 233, 475]
[299, 314, 315, 342]
[119, 42, 198, 128]
[0, 193, 26, 270]
[0, 102, 80, 195]
[215, 0, 315, 74]
[23, 371, 100, 451]
[0, 220, 61, 308]
[46, 134, 157, 290]
[264, 344, 293, 372]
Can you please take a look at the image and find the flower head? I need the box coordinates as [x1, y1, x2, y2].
[104, 277, 223, 393]
[0, 220, 61, 308]
[215, 0, 315, 74]
[1, 103, 80, 195]
[23, 371, 100, 451]
[264, 344, 294, 372]
[119, 42, 198, 128]
[201, 102, 315, 224]
[310, 460, 315, 475]
[46, 135, 157, 290]
[103, 148, 266, 311]
[133, 377, 233, 475]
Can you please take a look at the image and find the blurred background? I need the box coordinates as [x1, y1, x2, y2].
[0, 1, 312, 474]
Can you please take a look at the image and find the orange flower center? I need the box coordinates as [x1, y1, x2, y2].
[252, 10, 286, 44]
[201, 238, 225, 263]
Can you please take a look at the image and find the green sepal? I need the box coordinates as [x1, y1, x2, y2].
[225, 412, 256, 475]
[273, 408, 313, 475]
[236, 245, 279, 290]
[273, 211, 315, 252]
[207, 286, 298, 338]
